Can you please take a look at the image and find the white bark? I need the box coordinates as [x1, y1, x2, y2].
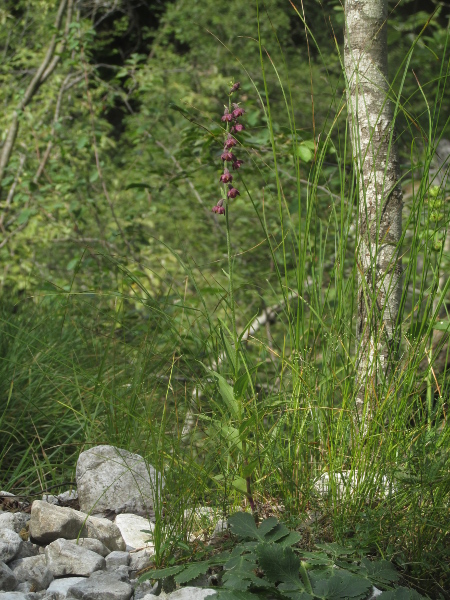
[344, 0, 403, 418]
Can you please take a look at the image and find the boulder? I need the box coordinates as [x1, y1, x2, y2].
[66, 571, 133, 600]
[114, 514, 154, 551]
[67, 537, 110, 557]
[29, 501, 85, 543]
[0, 594, 38, 600]
[165, 589, 217, 600]
[9, 555, 53, 591]
[29, 501, 124, 551]
[45, 538, 105, 577]
[105, 551, 130, 570]
[76, 445, 162, 517]
[14, 541, 40, 560]
[313, 470, 394, 497]
[84, 516, 125, 552]
[0, 513, 30, 535]
[0, 561, 17, 591]
[0, 529, 22, 563]
[46, 577, 86, 600]
[128, 549, 153, 576]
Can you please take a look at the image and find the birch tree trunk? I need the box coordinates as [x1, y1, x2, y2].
[344, 0, 403, 422]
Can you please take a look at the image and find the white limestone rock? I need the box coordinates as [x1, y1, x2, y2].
[0, 561, 17, 591]
[9, 555, 53, 591]
[128, 549, 153, 575]
[105, 550, 130, 570]
[29, 501, 125, 551]
[84, 515, 125, 552]
[76, 445, 162, 517]
[0, 529, 22, 563]
[45, 538, 105, 577]
[0, 594, 38, 600]
[114, 514, 154, 551]
[313, 470, 394, 497]
[29, 501, 84, 543]
[46, 577, 86, 600]
[165, 588, 217, 600]
[67, 537, 110, 557]
[0, 513, 30, 535]
[14, 541, 40, 560]
[65, 571, 133, 600]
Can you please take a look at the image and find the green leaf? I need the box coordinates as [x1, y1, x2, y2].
[256, 543, 301, 587]
[359, 558, 399, 586]
[263, 521, 291, 543]
[316, 542, 359, 558]
[278, 531, 302, 547]
[207, 370, 240, 420]
[228, 512, 260, 540]
[16, 209, 34, 225]
[174, 560, 210, 584]
[297, 145, 313, 162]
[377, 588, 427, 600]
[215, 591, 261, 600]
[432, 320, 450, 331]
[257, 516, 279, 538]
[138, 564, 185, 582]
[231, 477, 249, 495]
[67, 257, 80, 271]
[311, 571, 372, 600]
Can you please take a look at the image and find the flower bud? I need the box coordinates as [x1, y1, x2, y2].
[227, 185, 240, 199]
[220, 169, 233, 184]
[221, 151, 236, 162]
[224, 134, 237, 150]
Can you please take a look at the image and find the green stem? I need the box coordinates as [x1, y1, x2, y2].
[225, 204, 238, 381]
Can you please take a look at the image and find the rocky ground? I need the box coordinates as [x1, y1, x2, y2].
[0, 445, 224, 600]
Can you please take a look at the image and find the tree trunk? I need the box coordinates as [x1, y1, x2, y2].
[344, 0, 403, 422]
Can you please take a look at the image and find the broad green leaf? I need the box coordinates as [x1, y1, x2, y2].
[297, 145, 313, 162]
[432, 320, 450, 331]
[206, 369, 240, 420]
[377, 588, 427, 600]
[139, 564, 185, 582]
[222, 574, 252, 591]
[257, 516, 279, 538]
[311, 571, 372, 600]
[174, 560, 210, 584]
[278, 585, 313, 600]
[316, 542, 359, 558]
[359, 558, 399, 586]
[231, 477, 249, 495]
[278, 531, 302, 547]
[263, 521, 291, 543]
[215, 591, 260, 600]
[256, 543, 301, 587]
[228, 512, 259, 540]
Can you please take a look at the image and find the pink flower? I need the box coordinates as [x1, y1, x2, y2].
[231, 123, 245, 133]
[221, 108, 233, 123]
[232, 103, 244, 118]
[220, 169, 233, 184]
[227, 185, 240, 199]
[224, 135, 237, 150]
[221, 151, 236, 162]
[212, 205, 225, 214]
[230, 82, 241, 94]
[232, 159, 244, 170]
